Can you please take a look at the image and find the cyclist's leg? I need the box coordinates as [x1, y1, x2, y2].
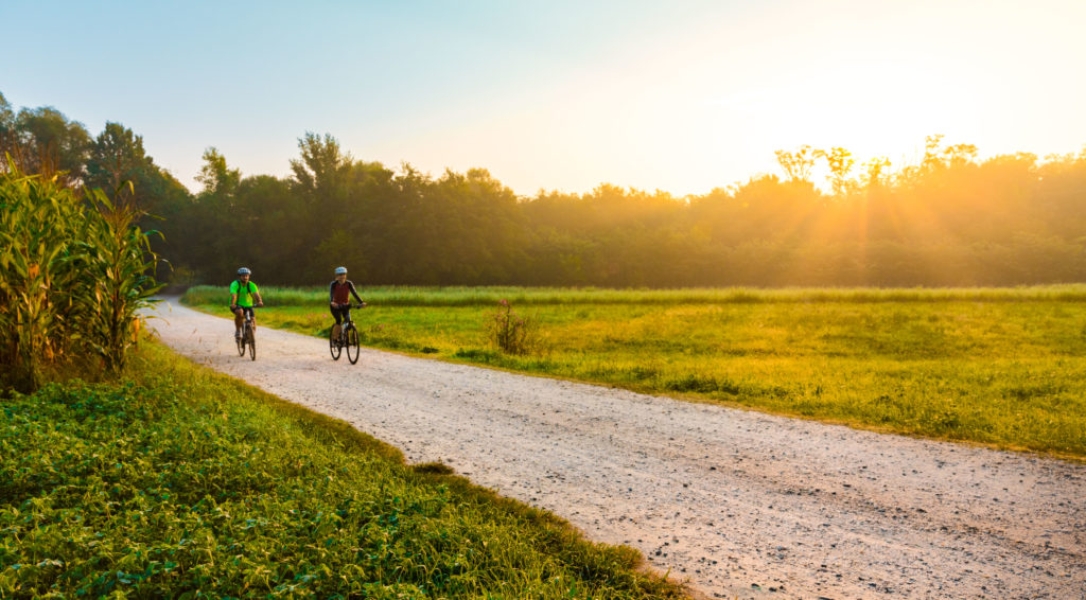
[245, 306, 255, 330]
[234, 306, 244, 336]
[330, 305, 344, 338]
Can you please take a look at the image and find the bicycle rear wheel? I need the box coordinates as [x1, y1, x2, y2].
[329, 325, 342, 360]
[346, 324, 360, 364]
[247, 326, 256, 361]
[237, 329, 246, 356]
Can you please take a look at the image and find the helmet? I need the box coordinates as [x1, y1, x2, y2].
[237, 267, 251, 275]
[334, 266, 348, 275]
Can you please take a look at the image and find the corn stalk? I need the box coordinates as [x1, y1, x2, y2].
[0, 168, 83, 390]
[0, 164, 162, 391]
[67, 187, 163, 373]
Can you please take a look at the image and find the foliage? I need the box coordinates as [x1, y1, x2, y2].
[72, 188, 165, 372]
[2, 105, 91, 186]
[0, 166, 161, 391]
[84, 122, 188, 219]
[5, 90, 1086, 289]
[158, 134, 1086, 288]
[184, 285, 1086, 461]
[0, 340, 686, 599]
[487, 299, 533, 355]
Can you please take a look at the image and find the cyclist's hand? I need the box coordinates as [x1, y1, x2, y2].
[256, 302, 264, 308]
[230, 304, 238, 312]
[360, 301, 367, 308]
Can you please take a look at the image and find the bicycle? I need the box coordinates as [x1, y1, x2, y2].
[236, 306, 257, 361]
[329, 302, 365, 364]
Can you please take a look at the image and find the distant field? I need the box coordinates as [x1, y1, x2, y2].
[183, 285, 1086, 461]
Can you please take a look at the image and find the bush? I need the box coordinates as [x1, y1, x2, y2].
[487, 299, 533, 355]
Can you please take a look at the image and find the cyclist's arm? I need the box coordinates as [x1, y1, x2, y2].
[348, 281, 364, 304]
[253, 292, 263, 306]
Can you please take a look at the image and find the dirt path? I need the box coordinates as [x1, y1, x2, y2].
[148, 299, 1085, 599]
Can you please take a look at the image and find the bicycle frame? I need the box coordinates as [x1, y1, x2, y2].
[329, 302, 363, 364]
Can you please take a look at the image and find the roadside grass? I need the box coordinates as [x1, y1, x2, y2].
[183, 285, 1086, 461]
[0, 338, 687, 599]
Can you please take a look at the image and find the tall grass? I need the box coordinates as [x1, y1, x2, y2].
[0, 167, 161, 391]
[182, 283, 1086, 307]
[0, 338, 686, 599]
[183, 285, 1086, 460]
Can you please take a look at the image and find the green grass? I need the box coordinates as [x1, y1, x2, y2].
[0, 339, 687, 599]
[184, 285, 1086, 461]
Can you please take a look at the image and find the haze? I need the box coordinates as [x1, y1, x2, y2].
[2, 0, 1084, 196]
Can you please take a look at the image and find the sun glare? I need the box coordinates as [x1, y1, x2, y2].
[511, 0, 1086, 196]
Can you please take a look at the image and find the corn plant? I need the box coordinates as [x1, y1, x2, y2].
[0, 168, 82, 389]
[66, 187, 163, 373]
[0, 165, 161, 390]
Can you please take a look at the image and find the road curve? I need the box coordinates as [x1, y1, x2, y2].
[148, 299, 1085, 599]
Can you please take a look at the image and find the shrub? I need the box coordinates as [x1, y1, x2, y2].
[486, 299, 533, 355]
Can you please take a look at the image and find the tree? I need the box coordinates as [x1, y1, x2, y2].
[85, 122, 176, 213]
[0, 92, 15, 169]
[774, 145, 817, 182]
[195, 147, 240, 200]
[13, 105, 92, 184]
[290, 131, 353, 203]
[815, 147, 855, 197]
[861, 157, 892, 190]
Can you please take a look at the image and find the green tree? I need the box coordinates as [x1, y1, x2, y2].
[85, 122, 185, 217]
[13, 105, 92, 185]
[0, 92, 15, 169]
[290, 132, 353, 203]
[176, 148, 244, 281]
[195, 147, 241, 200]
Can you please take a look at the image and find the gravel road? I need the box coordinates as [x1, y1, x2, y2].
[148, 299, 1085, 599]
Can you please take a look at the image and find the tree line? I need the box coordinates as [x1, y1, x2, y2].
[3, 90, 1085, 289]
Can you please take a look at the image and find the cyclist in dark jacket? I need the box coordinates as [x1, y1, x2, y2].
[329, 266, 365, 340]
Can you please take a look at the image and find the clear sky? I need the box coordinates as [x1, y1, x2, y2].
[3, 0, 1084, 197]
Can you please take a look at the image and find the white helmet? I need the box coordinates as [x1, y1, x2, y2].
[334, 266, 347, 275]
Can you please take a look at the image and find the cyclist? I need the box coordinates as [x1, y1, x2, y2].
[230, 267, 264, 339]
[330, 266, 365, 341]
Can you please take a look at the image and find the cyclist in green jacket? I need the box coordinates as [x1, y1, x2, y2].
[230, 267, 264, 339]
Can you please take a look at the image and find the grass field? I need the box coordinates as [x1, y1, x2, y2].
[183, 285, 1086, 461]
[0, 338, 686, 598]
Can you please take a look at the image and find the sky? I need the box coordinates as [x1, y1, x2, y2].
[3, 0, 1085, 197]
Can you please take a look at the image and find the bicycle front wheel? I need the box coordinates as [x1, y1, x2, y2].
[237, 330, 246, 356]
[346, 325, 360, 364]
[329, 326, 342, 360]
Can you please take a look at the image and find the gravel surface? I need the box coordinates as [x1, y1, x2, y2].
[149, 299, 1085, 599]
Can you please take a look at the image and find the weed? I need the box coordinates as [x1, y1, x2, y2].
[487, 299, 533, 355]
